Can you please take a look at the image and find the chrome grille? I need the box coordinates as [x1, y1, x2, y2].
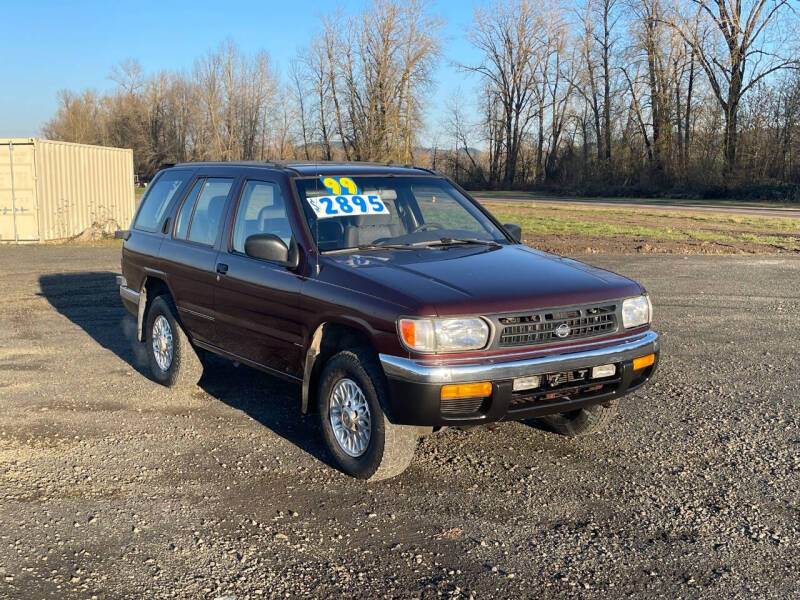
[498, 304, 617, 347]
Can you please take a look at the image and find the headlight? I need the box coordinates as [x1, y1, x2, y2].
[621, 295, 652, 328]
[398, 317, 489, 352]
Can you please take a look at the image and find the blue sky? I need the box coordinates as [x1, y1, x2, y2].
[1, 0, 482, 143]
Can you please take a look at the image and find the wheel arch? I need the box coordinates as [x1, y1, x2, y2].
[136, 275, 173, 342]
[301, 320, 376, 414]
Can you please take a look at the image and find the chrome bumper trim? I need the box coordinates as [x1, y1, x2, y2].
[119, 285, 140, 306]
[379, 330, 659, 384]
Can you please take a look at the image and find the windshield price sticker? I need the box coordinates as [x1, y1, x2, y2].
[320, 176, 361, 195]
[306, 194, 387, 219]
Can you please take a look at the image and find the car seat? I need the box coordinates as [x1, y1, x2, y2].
[344, 213, 402, 247]
[191, 195, 227, 244]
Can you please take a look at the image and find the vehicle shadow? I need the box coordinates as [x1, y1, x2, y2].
[38, 271, 149, 376]
[38, 271, 333, 469]
[198, 358, 333, 469]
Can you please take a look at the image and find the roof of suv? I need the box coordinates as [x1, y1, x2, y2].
[171, 161, 437, 177]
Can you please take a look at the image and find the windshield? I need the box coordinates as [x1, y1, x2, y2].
[295, 176, 508, 252]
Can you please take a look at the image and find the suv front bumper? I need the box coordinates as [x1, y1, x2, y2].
[379, 330, 659, 426]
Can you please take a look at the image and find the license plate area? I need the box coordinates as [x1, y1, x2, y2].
[509, 365, 621, 409]
[544, 368, 589, 387]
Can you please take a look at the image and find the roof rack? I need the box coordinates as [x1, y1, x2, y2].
[168, 160, 439, 175]
[279, 159, 438, 173]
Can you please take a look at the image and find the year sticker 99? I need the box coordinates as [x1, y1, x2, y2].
[306, 194, 387, 219]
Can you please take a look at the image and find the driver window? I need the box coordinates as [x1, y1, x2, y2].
[232, 181, 292, 254]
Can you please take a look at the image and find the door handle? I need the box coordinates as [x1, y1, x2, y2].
[216, 263, 229, 275]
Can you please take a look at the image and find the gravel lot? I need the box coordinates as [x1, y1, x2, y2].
[1, 247, 798, 599]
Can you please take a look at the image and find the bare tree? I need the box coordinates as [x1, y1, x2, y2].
[109, 59, 145, 101]
[671, 0, 799, 173]
[446, 91, 487, 185]
[40, 0, 800, 196]
[289, 59, 312, 160]
[462, 0, 550, 188]
[293, 0, 441, 162]
[42, 90, 106, 145]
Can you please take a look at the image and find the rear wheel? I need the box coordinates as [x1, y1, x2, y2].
[145, 295, 204, 388]
[539, 403, 617, 437]
[318, 348, 417, 481]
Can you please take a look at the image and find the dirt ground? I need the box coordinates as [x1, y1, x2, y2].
[518, 234, 755, 256]
[1, 247, 799, 599]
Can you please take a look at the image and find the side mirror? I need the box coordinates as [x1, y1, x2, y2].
[503, 222, 522, 243]
[244, 234, 299, 268]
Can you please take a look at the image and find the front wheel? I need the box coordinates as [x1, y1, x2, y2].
[318, 348, 417, 481]
[538, 403, 618, 437]
[145, 295, 205, 388]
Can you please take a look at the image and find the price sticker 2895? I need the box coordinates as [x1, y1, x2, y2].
[306, 194, 387, 219]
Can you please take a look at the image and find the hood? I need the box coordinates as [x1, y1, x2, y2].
[321, 245, 644, 316]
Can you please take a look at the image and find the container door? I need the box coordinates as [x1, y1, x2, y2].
[0, 142, 39, 241]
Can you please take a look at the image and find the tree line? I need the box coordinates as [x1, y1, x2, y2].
[43, 0, 800, 199]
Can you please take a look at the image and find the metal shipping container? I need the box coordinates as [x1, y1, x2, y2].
[0, 138, 134, 242]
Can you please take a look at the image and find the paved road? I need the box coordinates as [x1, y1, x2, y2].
[1, 247, 798, 599]
[473, 194, 800, 218]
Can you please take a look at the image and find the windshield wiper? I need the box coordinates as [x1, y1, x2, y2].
[413, 237, 502, 248]
[324, 243, 418, 254]
[358, 243, 418, 251]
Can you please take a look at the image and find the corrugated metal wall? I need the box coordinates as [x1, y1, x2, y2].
[0, 140, 39, 241]
[0, 138, 135, 242]
[36, 139, 135, 240]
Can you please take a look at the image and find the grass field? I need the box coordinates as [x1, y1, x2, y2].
[474, 190, 799, 209]
[483, 200, 800, 254]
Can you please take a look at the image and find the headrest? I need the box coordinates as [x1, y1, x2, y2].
[368, 189, 397, 201]
[257, 205, 286, 223]
[354, 213, 393, 226]
[207, 195, 227, 215]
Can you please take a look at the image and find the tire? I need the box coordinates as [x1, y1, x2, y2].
[318, 348, 417, 481]
[539, 403, 618, 437]
[145, 295, 205, 388]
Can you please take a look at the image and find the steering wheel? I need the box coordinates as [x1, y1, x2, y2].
[411, 222, 443, 233]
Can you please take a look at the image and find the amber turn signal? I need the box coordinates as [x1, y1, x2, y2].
[633, 353, 655, 370]
[400, 320, 417, 348]
[440, 382, 493, 400]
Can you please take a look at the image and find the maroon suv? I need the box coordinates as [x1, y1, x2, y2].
[117, 162, 659, 480]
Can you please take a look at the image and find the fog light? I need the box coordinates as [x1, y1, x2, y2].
[512, 375, 541, 392]
[591, 364, 616, 379]
[441, 381, 493, 400]
[633, 353, 655, 370]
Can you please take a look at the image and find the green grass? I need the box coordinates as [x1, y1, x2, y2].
[495, 202, 800, 233]
[471, 190, 799, 209]
[487, 203, 800, 251]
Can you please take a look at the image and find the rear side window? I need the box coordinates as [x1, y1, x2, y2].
[134, 170, 191, 232]
[232, 181, 292, 253]
[172, 178, 234, 246]
[174, 179, 204, 240]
